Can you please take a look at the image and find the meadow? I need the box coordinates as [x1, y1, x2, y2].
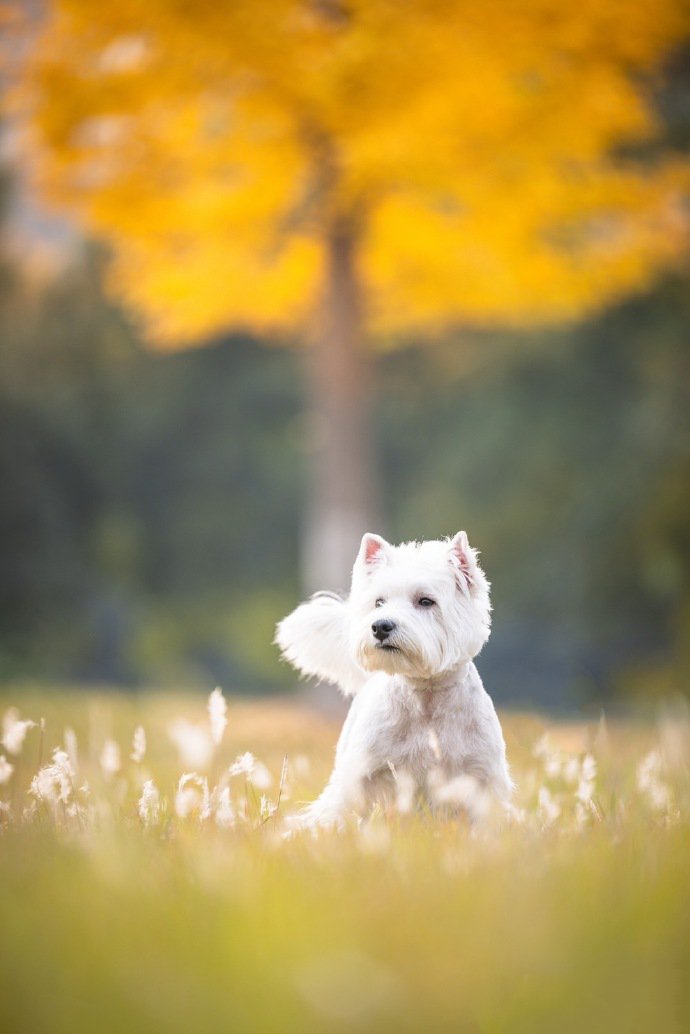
[1, 687, 689, 1034]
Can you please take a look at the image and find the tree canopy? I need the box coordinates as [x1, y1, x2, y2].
[16, 0, 690, 345]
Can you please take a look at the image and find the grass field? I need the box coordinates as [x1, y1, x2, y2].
[1, 687, 689, 1033]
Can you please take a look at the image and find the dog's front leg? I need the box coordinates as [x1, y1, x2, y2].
[296, 756, 370, 831]
[288, 692, 378, 832]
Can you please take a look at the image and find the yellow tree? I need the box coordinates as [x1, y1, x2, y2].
[15, 0, 690, 588]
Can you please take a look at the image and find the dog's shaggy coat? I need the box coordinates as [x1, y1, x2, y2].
[276, 532, 512, 829]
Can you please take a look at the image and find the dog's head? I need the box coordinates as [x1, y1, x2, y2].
[349, 532, 491, 679]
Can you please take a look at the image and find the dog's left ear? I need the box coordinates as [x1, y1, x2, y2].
[449, 531, 475, 595]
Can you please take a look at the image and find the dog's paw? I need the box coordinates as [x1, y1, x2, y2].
[283, 803, 346, 836]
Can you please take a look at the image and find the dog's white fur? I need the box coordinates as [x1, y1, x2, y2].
[276, 531, 512, 829]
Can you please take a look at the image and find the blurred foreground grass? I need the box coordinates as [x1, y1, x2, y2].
[1, 688, 689, 1034]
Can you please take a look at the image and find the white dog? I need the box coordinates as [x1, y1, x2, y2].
[276, 531, 512, 829]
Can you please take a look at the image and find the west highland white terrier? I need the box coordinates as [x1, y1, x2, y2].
[276, 531, 513, 830]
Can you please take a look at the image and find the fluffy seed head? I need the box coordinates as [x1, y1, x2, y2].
[130, 725, 146, 763]
[2, 709, 36, 756]
[0, 755, 14, 785]
[228, 752, 273, 789]
[213, 786, 235, 829]
[30, 748, 74, 806]
[100, 739, 121, 779]
[175, 773, 211, 820]
[208, 687, 227, 746]
[64, 727, 79, 773]
[138, 779, 161, 827]
[168, 720, 214, 770]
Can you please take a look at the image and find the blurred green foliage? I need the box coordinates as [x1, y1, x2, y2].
[0, 228, 303, 690]
[0, 166, 688, 703]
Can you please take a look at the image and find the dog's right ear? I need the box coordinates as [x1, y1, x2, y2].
[356, 532, 390, 570]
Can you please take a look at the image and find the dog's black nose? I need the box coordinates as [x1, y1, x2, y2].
[372, 618, 396, 642]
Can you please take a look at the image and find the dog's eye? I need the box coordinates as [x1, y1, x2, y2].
[375, 598, 385, 608]
[417, 597, 436, 608]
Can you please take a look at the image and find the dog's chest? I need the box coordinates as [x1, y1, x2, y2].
[380, 686, 466, 775]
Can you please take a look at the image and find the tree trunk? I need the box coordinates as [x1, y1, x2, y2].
[301, 213, 380, 594]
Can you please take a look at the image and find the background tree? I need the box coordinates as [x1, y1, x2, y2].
[14, 0, 690, 589]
